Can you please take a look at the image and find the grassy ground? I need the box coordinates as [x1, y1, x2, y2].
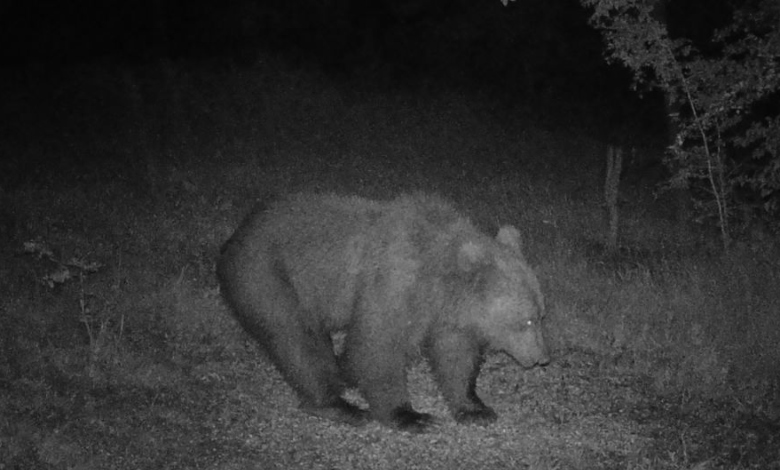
[1, 57, 779, 469]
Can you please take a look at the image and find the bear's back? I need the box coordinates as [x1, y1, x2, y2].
[261, 192, 471, 246]
[260, 191, 482, 288]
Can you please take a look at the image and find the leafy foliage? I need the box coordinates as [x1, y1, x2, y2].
[583, 0, 780, 244]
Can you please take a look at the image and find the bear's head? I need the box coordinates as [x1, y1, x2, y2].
[458, 226, 549, 368]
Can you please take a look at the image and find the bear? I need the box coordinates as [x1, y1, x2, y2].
[217, 192, 549, 432]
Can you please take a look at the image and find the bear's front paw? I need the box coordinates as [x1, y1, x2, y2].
[390, 406, 437, 433]
[453, 406, 498, 426]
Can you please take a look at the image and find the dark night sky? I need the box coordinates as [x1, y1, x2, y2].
[0, 0, 742, 158]
[0, 1, 633, 120]
[1, 0, 738, 110]
[0, 0, 734, 93]
[0, 0, 603, 73]
[0, 0, 734, 63]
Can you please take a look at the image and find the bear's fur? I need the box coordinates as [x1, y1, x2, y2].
[217, 192, 549, 432]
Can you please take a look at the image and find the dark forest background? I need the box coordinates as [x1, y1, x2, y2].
[1, 1, 778, 469]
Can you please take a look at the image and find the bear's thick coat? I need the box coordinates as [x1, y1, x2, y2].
[217, 192, 548, 432]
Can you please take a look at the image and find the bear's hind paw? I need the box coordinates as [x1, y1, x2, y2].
[388, 406, 437, 433]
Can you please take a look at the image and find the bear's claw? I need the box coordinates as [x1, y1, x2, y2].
[453, 406, 498, 426]
[302, 399, 369, 426]
[390, 406, 437, 433]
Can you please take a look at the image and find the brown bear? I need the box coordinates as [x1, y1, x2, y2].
[217, 192, 549, 432]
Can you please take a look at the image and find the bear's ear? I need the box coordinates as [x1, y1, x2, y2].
[457, 240, 489, 273]
[496, 225, 523, 251]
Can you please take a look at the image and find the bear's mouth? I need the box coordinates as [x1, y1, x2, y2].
[500, 333, 550, 368]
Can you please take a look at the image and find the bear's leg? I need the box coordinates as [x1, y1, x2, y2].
[344, 323, 435, 433]
[288, 328, 367, 426]
[427, 331, 498, 426]
[250, 278, 367, 426]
